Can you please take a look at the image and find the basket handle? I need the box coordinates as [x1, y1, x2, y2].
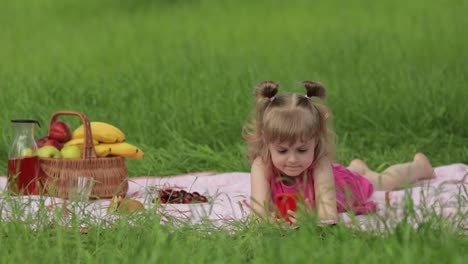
[49, 110, 97, 159]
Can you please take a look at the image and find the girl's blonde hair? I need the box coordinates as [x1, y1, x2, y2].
[242, 80, 336, 164]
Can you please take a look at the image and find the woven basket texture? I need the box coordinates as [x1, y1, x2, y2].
[39, 111, 128, 199]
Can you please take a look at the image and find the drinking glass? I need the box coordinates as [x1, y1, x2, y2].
[68, 176, 94, 202]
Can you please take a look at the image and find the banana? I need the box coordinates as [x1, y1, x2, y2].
[92, 122, 125, 142]
[72, 122, 125, 143]
[94, 144, 112, 157]
[64, 138, 99, 147]
[95, 142, 144, 159]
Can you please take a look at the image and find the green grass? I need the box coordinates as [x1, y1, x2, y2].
[0, 0, 467, 263]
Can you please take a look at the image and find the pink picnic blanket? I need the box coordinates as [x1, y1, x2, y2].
[0, 163, 466, 230]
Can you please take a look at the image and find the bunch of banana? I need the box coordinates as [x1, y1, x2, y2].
[65, 121, 144, 159]
[94, 142, 144, 159]
[72, 122, 125, 143]
[64, 138, 99, 150]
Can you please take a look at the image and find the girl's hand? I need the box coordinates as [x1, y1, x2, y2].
[270, 210, 297, 225]
[286, 210, 297, 224]
[285, 199, 312, 225]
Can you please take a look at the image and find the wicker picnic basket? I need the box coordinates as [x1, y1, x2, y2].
[39, 111, 128, 199]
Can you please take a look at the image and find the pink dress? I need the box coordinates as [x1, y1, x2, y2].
[270, 163, 377, 215]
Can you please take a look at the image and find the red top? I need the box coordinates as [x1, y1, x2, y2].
[269, 163, 377, 215]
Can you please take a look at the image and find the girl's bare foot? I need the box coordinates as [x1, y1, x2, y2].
[412, 153, 435, 181]
[347, 159, 370, 175]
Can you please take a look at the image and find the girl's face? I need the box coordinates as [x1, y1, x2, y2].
[269, 139, 316, 177]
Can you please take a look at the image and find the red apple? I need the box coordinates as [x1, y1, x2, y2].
[49, 121, 72, 142]
[36, 136, 50, 148]
[43, 138, 63, 150]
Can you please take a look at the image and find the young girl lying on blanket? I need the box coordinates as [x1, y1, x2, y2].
[242, 80, 434, 225]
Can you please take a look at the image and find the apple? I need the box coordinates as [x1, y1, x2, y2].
[36, 146, 62, 158]
[49, 121, 72, 142]
[36, 136, 50, 148]
[61, 145, 81, 158]
[43, 138, 63, 150]
[21, 148, 35, 157]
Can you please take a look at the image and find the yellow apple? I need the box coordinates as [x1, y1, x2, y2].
[61, 145, 81, 158]
[37, 146, 62, 158]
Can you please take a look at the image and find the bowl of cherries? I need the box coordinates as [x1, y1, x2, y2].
[154, 188, 209, 204]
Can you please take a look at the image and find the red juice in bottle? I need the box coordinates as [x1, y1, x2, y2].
[7, 156, 40, 195]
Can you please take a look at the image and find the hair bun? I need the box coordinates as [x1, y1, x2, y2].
[303, 81, 326, 100]
[255, 80, 279, 99]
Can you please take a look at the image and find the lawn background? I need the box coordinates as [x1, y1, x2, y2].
[0, 0, 466, 263]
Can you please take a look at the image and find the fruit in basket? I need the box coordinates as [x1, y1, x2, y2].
[36, 136, 50, 148]
[94, 145, 112, 157]
[37, 146, 62, 158]
[64, 138, 99, 146]
[94, 142, 144, 158]
[43, 138, 63, 150]
[37, 136, 62, 149]
[61, 145, 81, 158]
[72, 122, 125, 143]
[63, 138, 99, 149]
[49, 121, 72, 142]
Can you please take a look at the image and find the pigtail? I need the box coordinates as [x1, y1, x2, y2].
[242, 81, 279, 162]
[303, 80, 326, 100]
[302, 81, 334, 163]
[255, 80, 279, 100]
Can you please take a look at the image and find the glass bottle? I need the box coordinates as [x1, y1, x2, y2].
[7, 119, 41, 195]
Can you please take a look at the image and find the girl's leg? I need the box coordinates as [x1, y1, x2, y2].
[348, 153, 434, 191]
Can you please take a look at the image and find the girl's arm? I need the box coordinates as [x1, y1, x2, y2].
[313, 156, 338, 223]
[250, 157, 271, 218]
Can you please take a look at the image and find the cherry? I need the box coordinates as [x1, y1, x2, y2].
[169, 191, 180, 199]
[161, 189, 172, 197]
[182, 196, 193, 203]
[154, 188, 209, 204]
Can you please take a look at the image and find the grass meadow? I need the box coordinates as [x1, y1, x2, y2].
[0, 0, 467, 263]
